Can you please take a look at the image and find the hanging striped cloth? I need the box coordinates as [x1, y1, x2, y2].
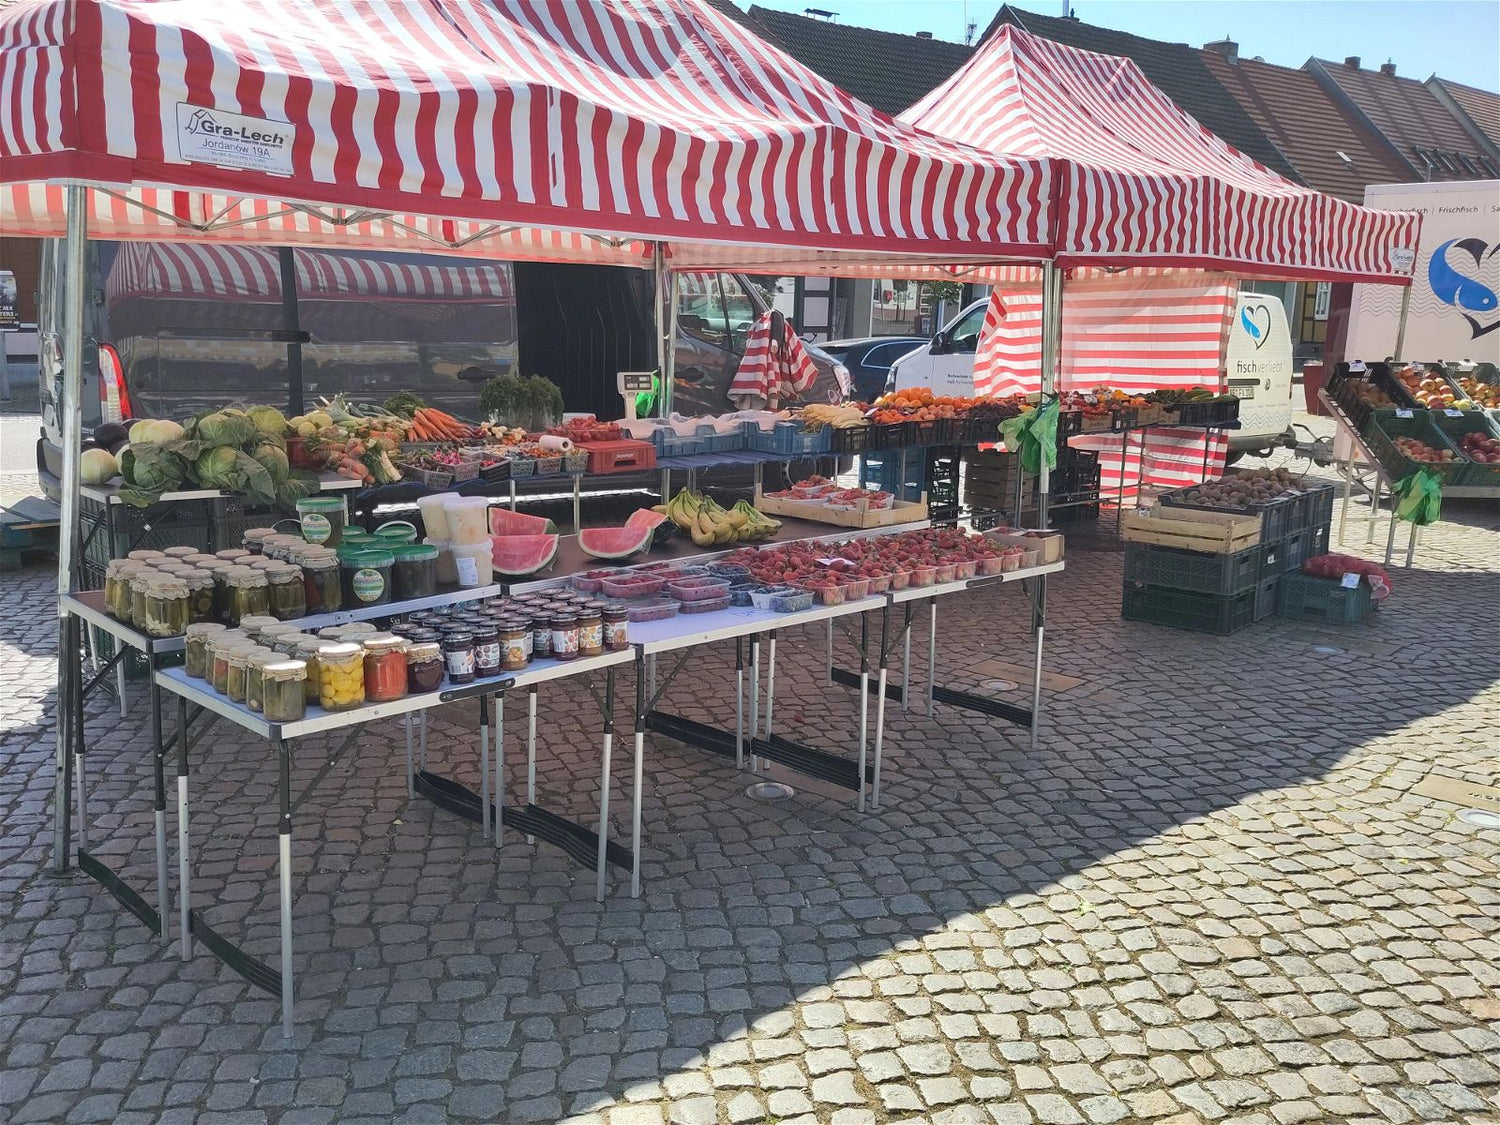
[729, 312, 821, 409]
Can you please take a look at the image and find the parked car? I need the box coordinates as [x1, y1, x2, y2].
[819, 336, 927, 402]
[31, 242, 849, 500]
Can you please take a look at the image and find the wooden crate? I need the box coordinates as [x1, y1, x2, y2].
[983, 529, 1064, 563]
[755, 487, 929, 529]
[1121, 506, 1260, 554]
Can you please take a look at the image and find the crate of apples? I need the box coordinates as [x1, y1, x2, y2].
[1393, 436, 1458, 463]
[1458, 431, 1500, 464]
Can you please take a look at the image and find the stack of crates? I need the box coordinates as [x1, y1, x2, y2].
[962, 448, 1033, 517]
[1125, 481, 1338, 635]
[859, 447, 961, 522]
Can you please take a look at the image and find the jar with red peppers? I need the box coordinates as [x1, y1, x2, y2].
[361, 633, 409, 702]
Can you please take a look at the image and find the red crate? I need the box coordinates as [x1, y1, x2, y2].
[576, 439, 657, 474]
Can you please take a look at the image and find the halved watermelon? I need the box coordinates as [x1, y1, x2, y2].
[578, 525, 654, 560]
[489, 508, 558, 537]
[626, 507, 676, 548]
[490, 533, 559, 576]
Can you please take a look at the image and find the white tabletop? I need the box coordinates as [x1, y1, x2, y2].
[626, 595, 882, 655]
[81, 472, 360, 507]
[885, 559, 1065, 604]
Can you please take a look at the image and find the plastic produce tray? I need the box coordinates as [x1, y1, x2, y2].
[1427, 410, 1500, 488]
[1121, 581, 1258, 635]
[749, 423, 831, 456]
[1157, 487, 1295, 544]
[1277, 572, 1373, 624]
[1365, 411, 1467, 485]
[1161, 398, 1241, 427]
[1122, 542, 1261, 595]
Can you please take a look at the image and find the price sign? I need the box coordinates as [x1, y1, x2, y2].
[1340, 572, 1360, 589]
[1395, 408, 1413, 419]
[1444, 408, 1465, 417]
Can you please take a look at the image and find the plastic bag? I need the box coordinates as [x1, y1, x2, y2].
[1392, 469, 1442, 527]
[996, 398, 1060, 475]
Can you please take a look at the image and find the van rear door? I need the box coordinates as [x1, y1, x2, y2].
[1225, 293, 1294, 451]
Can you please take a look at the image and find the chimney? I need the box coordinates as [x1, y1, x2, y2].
[914, 30, 932, 39]
[1204, 37, 1238, 61]
[1380, 59, 1397, 77]
[1344, 55, 1361, 69]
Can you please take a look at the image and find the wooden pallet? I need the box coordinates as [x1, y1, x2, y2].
[0, 496, 60, 569]
[1121, 506, 1260, 554]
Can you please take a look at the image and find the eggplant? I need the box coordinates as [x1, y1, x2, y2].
[93, 421, 129, 449]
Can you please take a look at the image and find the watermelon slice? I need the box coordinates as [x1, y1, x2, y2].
[490, 533, 559, 576]
[489, 508, 558, 537]
[626, 508, 667, 531]
[578, 525, 654, 560]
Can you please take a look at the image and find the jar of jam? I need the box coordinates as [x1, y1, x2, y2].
[316, 642, 365, 711]
[550, 614, 579, 662]
[245, 647, 279, 712]
[512, 617, 534, 662]
[225, 647, 250, 704]
[293, 635, 326, 704]
[577, 607, 604, 658]
[532, 617, 553, 659]
[267, 564, 307, 620]
[362, 633, 409, 702]
[227, 568, 271, 625]
[183, 622, 226, 678]
[500, 623, 528, 671]
[442, 632, 476, 684]
[407, 641, 444, 694]
[262, 659, 309, 723]
[242, 527, 277, 554]
[602, 607, 630, 652]
[472, 625, 501, 679]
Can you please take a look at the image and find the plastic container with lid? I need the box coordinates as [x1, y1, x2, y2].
[390, 543, 439, 601]
[442, 632, 476, 684]
[238, 614, 280, 641]
[143, 575, 191, 638]
[443, 496, 490, 545]
[295, 496, 346, 547]
[415, 492, 459, 541]
[449, 540, 493, 589]
[161, 545, 199, 560]
[267, 564, 307, 620]
[316, 642, 365, 711]
[262, 659, 309, 723]
[300, 548, 342, 612]
[227, 568, 271, 624]
[241, 527, 277, 554]
[426, 537, 458, 586]
[338, 528, 376, 553]
[361, 633, 409, 702]
[406, 641, 444, 693]
[245, 647, 280, 712]
[183, 622, 226, 678]
[373, 520, 419, 548]
[341, 549, 394, 607]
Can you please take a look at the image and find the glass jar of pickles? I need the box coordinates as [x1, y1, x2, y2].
[129, 570, 155, 630]
[210, 637, 246, 694]
[293, 635, 326, 704]
[406, 641, 444, 694]
[267, 564, 307, 620]
[227, 567, 271, 625]
[258, 622, 301, 650]
[238, 614, 279, 642]
[183, 622, 226, 679]
[143, 575, 191, 638]
[362, 633, 409, 702]
[341, 548, 394, 608]
[300, 549, 342, 613]
[225, 646, 250, 703]
[103, 560, 141, 621]
[127, 549, 166, 564]
[245, 647, 279, 712]
[179, 567, 215, 623]
[242, 527, 277, 554]
[214, 548, 251, 565]
[262, 659, 309, 722]
[317, 642, 365, 711]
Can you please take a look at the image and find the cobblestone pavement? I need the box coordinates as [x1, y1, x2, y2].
[2, 461, 1498, 1125]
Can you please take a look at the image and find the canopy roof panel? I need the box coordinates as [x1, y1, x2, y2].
[903, 26, 1421, 283]
[0, 0, 1052, 268]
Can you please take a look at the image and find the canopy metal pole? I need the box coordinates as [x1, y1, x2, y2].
[665, 272, 680, 417]
[278, 247, 305, 415]
[1037, 262, 1063, 529]
[1392, 284, 1412, 363]
[52, 184, 87, 875]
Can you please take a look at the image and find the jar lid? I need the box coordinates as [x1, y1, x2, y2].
[185, 622, 227, 637]
[214, 549, 251, 561]
[225, 648, 251, 667]
[294, 635, 326, 653]
[184, 552, 218, 565]
[179, 567, 214, 586]
[259, 622, 300, 639]
[340, 528, 375, 543]
[162, 546, 199, 558]
[302, 551, 339, 569]
[228, 568, 269, 588]
[341, 621, 378, 636]
[262, 658, 309, 683]
[406, 641, 442, 661]
[316, 641, 363, 659]
[374, 525, 418, 544]
[150, 575, 189, 596]
[361, 633, 408, 655]
[602, 605, 629, 617]
[239, 614, 279, 632]
[242, 527, 278, 542]
[246, 647, 281, 668]
[266, 564, 302, 582]
[342, 548, 395, 567]
[550, 613, 576, 624]
[443, 496, 488, 511]
[296, 496, 345, 513]
[390, 543, 439, 561]
[442, 631, 475, 645]
[247, 557, 282, 571]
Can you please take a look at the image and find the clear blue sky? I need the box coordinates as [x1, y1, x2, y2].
[748, 1, 1500, 91]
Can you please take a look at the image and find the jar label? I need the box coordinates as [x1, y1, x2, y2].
[475, 640, 500, 670]
[302, 512, 332, 544]
[455, 554, 479, 587]
[352, 567, 385, 602]
[445, 648, 475, 677]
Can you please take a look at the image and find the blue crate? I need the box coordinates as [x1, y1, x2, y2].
[698, 428, 746, 454]
[749, 422, 831, 456]
[652, 430, 703, 458]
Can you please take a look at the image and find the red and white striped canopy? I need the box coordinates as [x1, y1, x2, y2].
[903, 26, 1421, 284]
[0, 0, 1051, 271]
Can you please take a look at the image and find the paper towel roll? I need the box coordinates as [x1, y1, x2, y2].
[538, 434, 573, 453]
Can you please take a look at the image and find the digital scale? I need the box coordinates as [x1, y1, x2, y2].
[617, 370, 656, 422]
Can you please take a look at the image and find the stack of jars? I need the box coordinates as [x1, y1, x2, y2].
[184, 622, 310, 723]
[103, 549, 225, 638]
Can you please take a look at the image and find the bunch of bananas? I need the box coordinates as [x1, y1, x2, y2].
[653, 489, 781, 548]
[799, 403, 869, 430]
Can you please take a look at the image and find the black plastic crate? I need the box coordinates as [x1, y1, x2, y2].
[1300, 484, 1336, 535]
[865, 422, 910, 451]
[1253, 576, 1281, 622]
[1310, 524, 1330, 555]
[1158, 487, 1294, 543]
[1162, 397, 1241, 427]
[1365, 411, 1467, 485]
[830, 426, 870, 455]
[1121, 581, 1257, 635]
[1124, 542, 1261, 595]
[1277, 572, 1373, 624]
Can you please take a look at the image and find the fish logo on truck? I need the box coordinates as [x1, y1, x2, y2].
[1239, 303, 1272, 350]
[1427, 238, 1500, 339]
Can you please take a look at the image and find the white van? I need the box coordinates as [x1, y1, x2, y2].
[887, 292, 1294, 458]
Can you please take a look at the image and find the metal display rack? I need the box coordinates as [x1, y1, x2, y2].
[57, 508, 1062, 1039]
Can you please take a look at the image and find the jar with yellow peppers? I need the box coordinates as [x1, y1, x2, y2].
[316, 641, 365, 711]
